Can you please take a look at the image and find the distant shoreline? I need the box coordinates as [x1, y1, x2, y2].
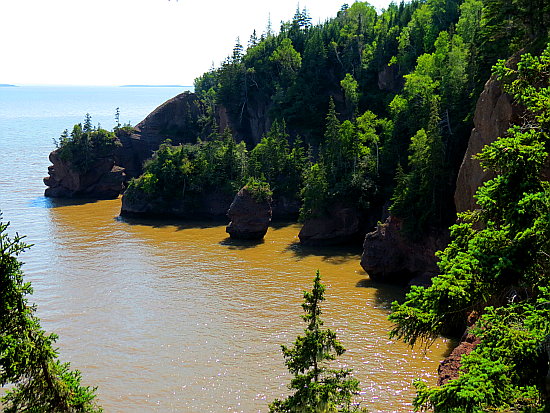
[0, 84, 17, 87]
[120, 85, 190, 88]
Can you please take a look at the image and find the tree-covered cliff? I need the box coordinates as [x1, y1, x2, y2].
[41, 0, 550, 410]
[122, 0, 548, 235]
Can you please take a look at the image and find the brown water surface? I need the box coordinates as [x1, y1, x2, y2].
[24, 198, 450, 412]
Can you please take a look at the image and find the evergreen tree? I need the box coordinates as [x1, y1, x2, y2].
[115, 107, 121, 129]
[269, 271, 364, 413]
[0, 216, 101, 412]
[389, 44, 550, 412]
[83, 113, 93, 133]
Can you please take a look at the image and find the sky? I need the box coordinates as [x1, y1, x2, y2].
[1, 0, 393, 86]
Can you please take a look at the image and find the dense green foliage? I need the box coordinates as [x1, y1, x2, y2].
[55, 114, 121, 173]
[269, 271, 365, 413]
[248, 119, 306, 200]
[188, 0, 534, 229]
[126, 129, 247, 202]
[115, 0, 548, 228]
[242, 176, 273, 202]
[0, 216, 101, 412]
[389, 44, 550, 412]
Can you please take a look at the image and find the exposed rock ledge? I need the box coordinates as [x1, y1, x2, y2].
[298, 204, 362, 246]
[360, 216, 446, 285]
[43, 150, 125, 199]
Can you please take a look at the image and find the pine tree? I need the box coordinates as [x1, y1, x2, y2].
[0, 216, 101, 412]
[269, 271, 364, 413]
[83, 113, 93, 133]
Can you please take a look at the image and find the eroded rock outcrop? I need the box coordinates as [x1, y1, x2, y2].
[298, 204, 361, 246]
[43, 150, 125, 199]
[226, 187, 272, 240]
[360, 216, 446, 285]
[120, 92, 218, 178]
[438, 331, 481, 386]
[454, 70, 522, 212]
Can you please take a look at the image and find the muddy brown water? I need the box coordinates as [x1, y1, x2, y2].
[0, 87, 450, 412]
[10, 198, 448, 412]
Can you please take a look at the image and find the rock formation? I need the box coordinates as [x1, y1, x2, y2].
[43, 150, 125, 199]
[454, 68, 522, 213]
[271, 195, 301, 220]
[120, 188, 234, 220]
[298, 204, 361, 246]
[438, 331, 481, 386]
[226, 187, 272, 240]
[44, 92, 224, 199]
[119, 92, 221, 178]
[360, 216, 446, 285]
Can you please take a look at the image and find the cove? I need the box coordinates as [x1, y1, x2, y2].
[37, 197, 449, 411]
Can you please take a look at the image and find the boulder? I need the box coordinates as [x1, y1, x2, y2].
[44, 150, 125, 199]
[360, 216, 445, 285]
[226, 188, 272, 240]
[298, 205, 361, 246]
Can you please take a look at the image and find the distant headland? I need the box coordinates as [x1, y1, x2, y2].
[0, 84, 17, 87]
[120, 84, 189, 88]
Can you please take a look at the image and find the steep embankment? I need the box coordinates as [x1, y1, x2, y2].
[359, 58, 523, 286]
[118, 92, 229, 178]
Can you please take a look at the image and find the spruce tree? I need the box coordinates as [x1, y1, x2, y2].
[269, 271, 363, 413]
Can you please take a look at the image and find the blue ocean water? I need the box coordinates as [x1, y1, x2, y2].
[0, 85, 188, 220]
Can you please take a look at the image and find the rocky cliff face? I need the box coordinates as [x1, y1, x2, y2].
[43, 150, 125, 199]
[44, 92, 225, 198]
[298, 204, 362, 246]
[360, 216, 446, 285]
[120, 92, 218, 178]
[454, 72, 522, 213]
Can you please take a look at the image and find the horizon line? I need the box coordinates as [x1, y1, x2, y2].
[1, 83, 194, 88]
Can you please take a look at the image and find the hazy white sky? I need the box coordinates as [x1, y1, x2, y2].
[1, 0, 392, 86]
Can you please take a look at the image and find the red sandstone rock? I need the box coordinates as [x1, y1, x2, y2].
[454, 59, 523, 213]
[438, 332, 481, 386]
[298, 204, 361, 246]
[44, 150, 125, 199]
[226, 187, 272, 240]
[360, 216, 446, 285]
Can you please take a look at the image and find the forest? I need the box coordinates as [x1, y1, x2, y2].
[105, 0, 550, 408]
[6, 0, 550, 411]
